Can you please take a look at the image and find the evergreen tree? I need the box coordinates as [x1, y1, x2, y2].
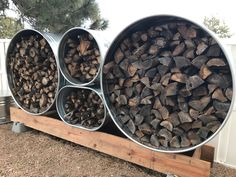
[12, 0, 108, 33]
[0, 0, 9, 15]
[203, 16, 232, 38]
[0, 16, 22, 38]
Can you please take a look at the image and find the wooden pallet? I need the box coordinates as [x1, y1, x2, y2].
[10, 107, 214, 177]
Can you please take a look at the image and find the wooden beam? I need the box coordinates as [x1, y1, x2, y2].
[201, 145, 215, 167]
[10, 107, 211, 177]
[193, 147, 202, 159]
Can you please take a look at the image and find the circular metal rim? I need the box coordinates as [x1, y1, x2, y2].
[58, 27, 103, 86]
[6, 29, 61, 115]
[100, 14, 235, 153]
[56, 85, 107, 131]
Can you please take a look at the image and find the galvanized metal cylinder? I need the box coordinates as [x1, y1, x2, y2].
[6, 29, 63, 115]
[58, 27, 109, 86]
[101, 15, 235, 153]
[0, 96, 16, 124]
[56, 85, 108, 131]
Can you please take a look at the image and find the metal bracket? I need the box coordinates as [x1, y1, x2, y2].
[11, 122, 29, 133]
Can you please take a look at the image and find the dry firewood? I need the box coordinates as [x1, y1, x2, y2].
[150, 134, 160, 147]
[173, 56, 191, 69]
[173, 127, 184, 136]
[151, 109, 162, 119]
[156, 37, 166, 48]
[178, 88, 192, 97]
[207, 121, 221, 133]
[63, 89, 105, 128]
[197, 127, 209, 139]
[189, 96, 211, 111]
[198, 115, 218, 125]
[172, 42, 185, 56]
[188, 131, 201, 145]
[141, 96, 152, 105]
[192, 120, 202, 129]
[138, 123, 153, 135]
[166, 97, 177, 107]
[212, 88, 227, 102]
[126, 119, 136, 134]
[120, 115, 130, 124]
[207, 58, 226, 67]
[158, 106, 169, 120]
[215, 111, 227, 119]
[196, 42, 208, 55]
[103, 61, 115, 74]
[199, 65, 212, 79]
[186, 75, 205, 90]
[64, 32, 100, 83]
[207, 74, 231, 89]
[170, 136, 180, 148]
[150, 118, 161, 129]
[168, 112, 180, 127]
[153, 97, 162, 110]
[192, 85, 208, 97]
[184, 48, 195, 59]
[116, 95, 127, 105]
[157, 65, 169, 76]
[114, 48, 124, 63]
[213, 100, 230, 112]
[102, 21, 233, 150]
[145, 68, 157, 78]
[160, 120, 173, 132]
[192, 55, 208, 69]
[225, 88, 233, 101]
[9, 34, 58, 113]
[128, 96, 140, 107]
[171, 73, 188, 83]
[207, 45, 221, 57]
[158, 57, 172, 67]
[158, 128, 172, 141]
[178, 111, 192, 123]
[189, 109, 199, 120]
[185, 39, 196, 48]
[180, 134, 191, 147]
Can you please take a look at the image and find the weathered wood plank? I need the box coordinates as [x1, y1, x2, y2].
[10, 107, 211, 177]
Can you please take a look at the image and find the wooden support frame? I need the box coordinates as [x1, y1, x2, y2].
[10, 107, 214, 177]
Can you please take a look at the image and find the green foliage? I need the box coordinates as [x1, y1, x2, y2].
[203, 16, 232, 38]
[0, 16, 23, 38]
[0, 0, 9, 15]
[12, 0, 108, 33]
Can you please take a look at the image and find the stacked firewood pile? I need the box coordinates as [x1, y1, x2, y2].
[62, 87, 105, 129]
[62, 30, 100, 84]
[6, 16, 234, 152]
[56, 28, 107, 130]
[102, 20, 233, 150]
[8, 32, 58, 114]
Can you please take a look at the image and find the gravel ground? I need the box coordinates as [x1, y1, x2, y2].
[0, 123, 236, 177]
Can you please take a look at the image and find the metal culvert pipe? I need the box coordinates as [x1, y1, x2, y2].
[6, 29, 62, 115]
[101, 15, 235, 153]
[56, 85, 108, 131]
[58, 27, 109, 86]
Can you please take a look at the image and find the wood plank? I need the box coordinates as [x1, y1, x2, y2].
[10, 107, 211, 177]
[193, 147, 202, 159]
[201, 145, 215, 167]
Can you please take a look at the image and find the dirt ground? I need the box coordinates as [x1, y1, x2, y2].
[0, 123, 236, 177]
